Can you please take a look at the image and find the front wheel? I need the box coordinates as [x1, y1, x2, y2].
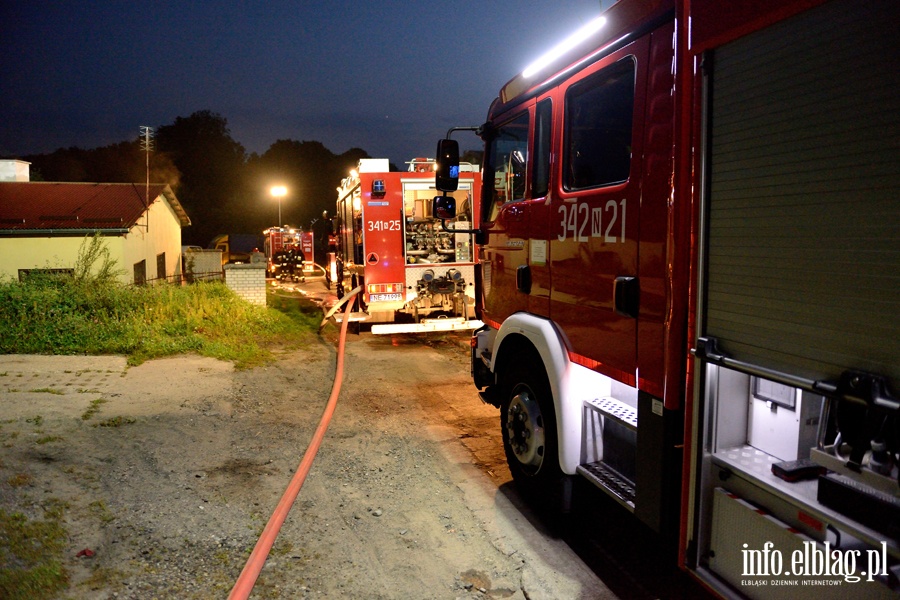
[500, 359, 564, 505]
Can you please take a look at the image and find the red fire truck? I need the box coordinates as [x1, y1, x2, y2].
[331, 157, 482, 334]
[263, 226, 311, 281]
[433, 0, 899, 597]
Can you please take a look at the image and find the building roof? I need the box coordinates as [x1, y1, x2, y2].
[0, 182, 190, 235]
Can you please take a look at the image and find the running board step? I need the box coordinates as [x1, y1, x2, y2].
[371, 318, 483, 335]
[584, 397, 637, 431]
[577, 462, 636, 512]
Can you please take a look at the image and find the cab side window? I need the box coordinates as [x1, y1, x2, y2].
[564, 58, 636, 190]
[533, 99, 552, 198]
[484, 111, 530, 222]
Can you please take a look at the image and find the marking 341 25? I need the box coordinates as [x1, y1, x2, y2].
[367, 219, 402, 232]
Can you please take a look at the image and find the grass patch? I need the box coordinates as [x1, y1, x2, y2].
[0, 236, 323, 367]
[29, 388, 64, 395]
[87, 500, 115, 524]
[81, 398, 106, 421]
[0, 500, 70, 600]
[34, 436, 62, 445]
[79, 565, 125, 593]
[6, 473, 32, 488]
[93, 416, 136, 428]
[271, 539, 294, 556]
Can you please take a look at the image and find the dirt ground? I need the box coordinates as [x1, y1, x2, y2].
[0, 320, 626, 599]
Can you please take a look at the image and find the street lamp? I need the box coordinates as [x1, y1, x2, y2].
[270, 185, 287, 226]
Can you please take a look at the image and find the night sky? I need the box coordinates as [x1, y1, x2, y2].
[1, 1, 610, 166]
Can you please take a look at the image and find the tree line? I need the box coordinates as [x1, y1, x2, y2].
[21, 110, 373, 249]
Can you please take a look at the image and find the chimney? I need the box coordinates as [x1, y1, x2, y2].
[0, 160, 31, 182]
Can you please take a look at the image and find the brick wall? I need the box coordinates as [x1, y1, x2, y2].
[224, 263, 266, 306]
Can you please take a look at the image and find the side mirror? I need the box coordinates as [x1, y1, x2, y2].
[435, 139, 460, 192]
[432, 195, 457, 220]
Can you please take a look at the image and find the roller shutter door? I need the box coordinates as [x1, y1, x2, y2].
[704, 0, 900, 389]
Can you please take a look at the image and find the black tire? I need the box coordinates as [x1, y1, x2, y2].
[500, 357, 565, 506]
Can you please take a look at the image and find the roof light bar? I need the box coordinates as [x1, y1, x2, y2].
[522, 16, 607, 79]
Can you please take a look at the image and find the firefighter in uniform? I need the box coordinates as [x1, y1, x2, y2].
[272, 247, 287, 281]
[280, 243, 305, 282]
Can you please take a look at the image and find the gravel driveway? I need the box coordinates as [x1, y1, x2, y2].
[0, 332, 616, 599]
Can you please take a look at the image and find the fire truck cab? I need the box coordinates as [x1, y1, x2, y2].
[331, 158, 483, 334]
[436, 0, 900, 597]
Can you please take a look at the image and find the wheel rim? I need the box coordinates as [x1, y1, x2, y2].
[506, 386, 546, 473]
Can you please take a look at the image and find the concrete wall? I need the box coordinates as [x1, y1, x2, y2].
[224, 263, 266, 306]
[182, 249, 223, 282]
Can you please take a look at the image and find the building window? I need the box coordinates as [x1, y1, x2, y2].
[18, 268, 74, 282]
[156, 252, 166, 282]
[134, 260, 146, 285]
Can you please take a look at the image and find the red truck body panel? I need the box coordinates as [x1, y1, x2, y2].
[466, 0, 900, 596]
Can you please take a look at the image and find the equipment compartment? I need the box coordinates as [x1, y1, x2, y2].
[694, 362, 900, 597]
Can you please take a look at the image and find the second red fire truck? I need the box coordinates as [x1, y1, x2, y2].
[330, 157, 483, 333]
[263, 226, 313, 282]
[432, 0, 899, 598]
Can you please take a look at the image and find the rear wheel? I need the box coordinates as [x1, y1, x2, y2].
[500, 357, 564, 505]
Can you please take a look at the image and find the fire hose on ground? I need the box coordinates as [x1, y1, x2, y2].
[228, 286, 362, 600]
[272, 261, 328, 282]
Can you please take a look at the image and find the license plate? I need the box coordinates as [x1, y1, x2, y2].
[369, 293, 402, 302]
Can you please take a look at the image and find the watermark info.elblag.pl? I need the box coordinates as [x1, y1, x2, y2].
[741, 540, 889, 587]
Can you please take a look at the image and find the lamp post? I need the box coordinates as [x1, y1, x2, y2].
[270, 185, 287, 226]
